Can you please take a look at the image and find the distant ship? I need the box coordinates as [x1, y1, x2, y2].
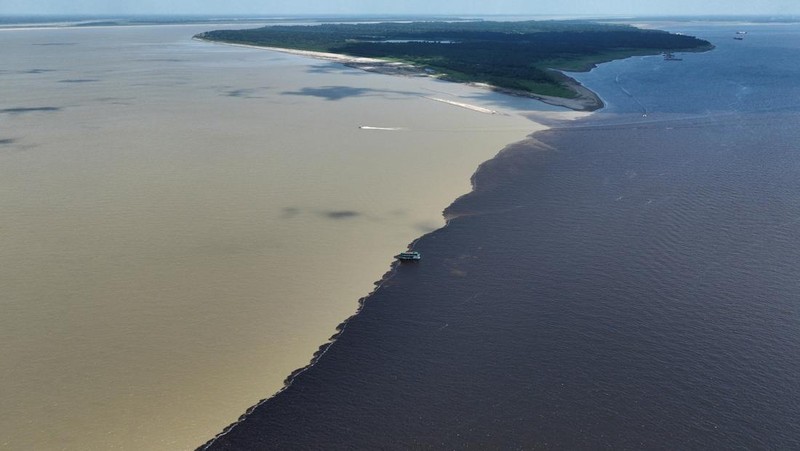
[734, 31, 746, 40]
[663, 52, 683, 61]
[395, 251, 421, 261]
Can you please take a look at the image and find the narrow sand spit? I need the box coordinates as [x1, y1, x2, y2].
[194, 37, 603, 112]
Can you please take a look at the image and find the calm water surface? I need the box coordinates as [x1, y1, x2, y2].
[0, 23, 559, 450]
[208, 23, 800, 449]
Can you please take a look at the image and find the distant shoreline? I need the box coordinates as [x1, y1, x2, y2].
[193, 36, 604, 112]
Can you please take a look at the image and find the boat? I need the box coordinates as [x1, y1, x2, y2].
[395, 251, 421, 261]
[663, 52, 683, 61]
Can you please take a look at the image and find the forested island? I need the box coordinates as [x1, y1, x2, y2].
[196, 20, 712, 108]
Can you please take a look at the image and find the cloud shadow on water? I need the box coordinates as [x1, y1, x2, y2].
[282, 85, 417, 101]
[281, 207, 301, 218]
[0, 107, 61, 115]
[321, 210, 361, 219]
[224, 87, 271, 99]
[59, 79, 100, 83]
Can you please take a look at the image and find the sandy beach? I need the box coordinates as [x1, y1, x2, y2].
[194, 36, 605, 112]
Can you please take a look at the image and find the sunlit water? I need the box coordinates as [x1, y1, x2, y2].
[0, 23, 564, 450]
[205, 22, 800, 450]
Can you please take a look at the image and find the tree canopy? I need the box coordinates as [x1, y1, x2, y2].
[197, 20, 712, 98]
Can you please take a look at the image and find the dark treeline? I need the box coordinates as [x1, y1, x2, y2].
[197, 20, 712, 98]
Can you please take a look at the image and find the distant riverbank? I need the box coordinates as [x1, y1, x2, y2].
[193, 36, 604, 111]
[194, 20, 712, 111]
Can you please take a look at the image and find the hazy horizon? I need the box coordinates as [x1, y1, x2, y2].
[2, 0, 799, 18]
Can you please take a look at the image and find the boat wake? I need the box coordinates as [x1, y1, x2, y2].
[425, 97, 498, 114]
[358, 126, 405, 131]
[615, 74, 649, 117]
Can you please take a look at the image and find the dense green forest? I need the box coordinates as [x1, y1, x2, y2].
[196, 20, 712, 98]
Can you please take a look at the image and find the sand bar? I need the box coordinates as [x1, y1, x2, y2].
[195, 37, 604, 111]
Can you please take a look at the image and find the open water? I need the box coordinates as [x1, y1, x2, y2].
[206, 22, 800, 449]
[0, 21, 552, 450]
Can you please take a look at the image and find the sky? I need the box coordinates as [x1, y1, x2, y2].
[2, 0, 799, 17]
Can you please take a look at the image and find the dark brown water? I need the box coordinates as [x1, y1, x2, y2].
[204, 23, 800, 449]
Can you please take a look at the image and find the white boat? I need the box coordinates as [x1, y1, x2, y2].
[395, 251, 421, 261]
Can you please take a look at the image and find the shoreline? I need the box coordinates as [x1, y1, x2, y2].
[193, 37, 605, 112]
[470, 78, 604, 112]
